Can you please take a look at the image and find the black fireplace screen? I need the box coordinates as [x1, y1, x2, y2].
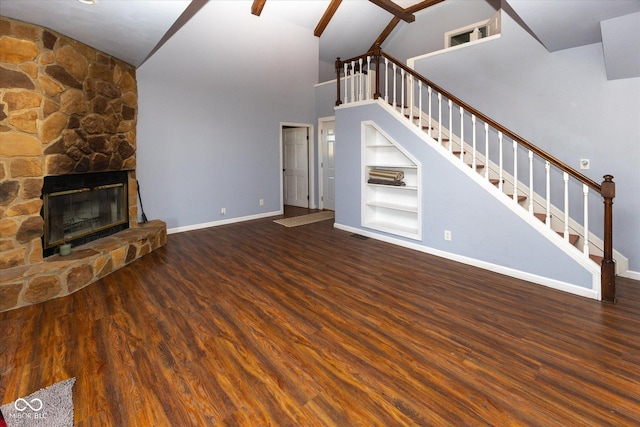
[42, 171, 129, 256]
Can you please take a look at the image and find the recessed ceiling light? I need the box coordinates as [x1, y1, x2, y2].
[77, 0, 97, 4]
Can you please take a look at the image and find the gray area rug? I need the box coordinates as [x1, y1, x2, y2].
[273, 211, 335, 227]
[1, 378, 75, 427]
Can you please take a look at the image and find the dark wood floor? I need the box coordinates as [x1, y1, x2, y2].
[1, 209, 639, 426]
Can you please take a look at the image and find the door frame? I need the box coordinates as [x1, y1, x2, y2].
[280, 122, 315, 210]
[317, 116, 335, 211]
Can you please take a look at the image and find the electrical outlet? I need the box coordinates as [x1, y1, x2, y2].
[580, 159, 590, 170]
[259, 199, 264, 206]
[444, 230, 452, 241]
[221, 207, 226, 215]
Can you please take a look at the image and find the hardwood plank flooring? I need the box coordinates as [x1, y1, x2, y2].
[1, 211, 639, 425]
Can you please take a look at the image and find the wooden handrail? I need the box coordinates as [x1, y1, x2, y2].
[339, 48, 601, 192]
[336, 47, 616, 302]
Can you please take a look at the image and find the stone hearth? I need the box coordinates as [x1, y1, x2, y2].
[1, 17, 165, 312]
[0, 220, 166, 312]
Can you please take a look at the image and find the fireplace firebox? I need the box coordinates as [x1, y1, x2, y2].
[42, 171, 129, 257]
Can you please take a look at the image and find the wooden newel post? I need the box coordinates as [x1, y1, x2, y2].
[601, 175, 616, 303]
[372, 43, 382, 100]
[335, 57, 342, 107]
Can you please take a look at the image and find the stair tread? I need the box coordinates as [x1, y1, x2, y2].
[590, 254, 604, 264]
[533, 213, 547, 223]
[507, 194, 527, 203]
[557, 231, 580, 245]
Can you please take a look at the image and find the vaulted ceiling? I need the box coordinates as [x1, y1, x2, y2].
[2, 0, 638, 79]
[0, 0, 439, 68]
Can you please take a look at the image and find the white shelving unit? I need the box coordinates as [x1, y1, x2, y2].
[362, 121, 421, 240]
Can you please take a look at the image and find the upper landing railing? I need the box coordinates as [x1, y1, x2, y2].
[335, 46, 616, 302]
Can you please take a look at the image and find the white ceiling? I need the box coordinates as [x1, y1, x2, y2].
[2, 0, 638, 74]
[0, 0, 425, 68]
[0, 0, 192, 67]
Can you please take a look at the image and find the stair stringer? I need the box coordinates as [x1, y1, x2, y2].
[401, 105, 629, 274]
[334, 99, 601, 299]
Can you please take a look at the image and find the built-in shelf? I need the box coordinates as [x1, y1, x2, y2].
[362, 121, 421, 240]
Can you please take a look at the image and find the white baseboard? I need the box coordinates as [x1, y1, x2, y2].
[621, 270, 640, 281]
[334, 222, 600, 300]
[167, 210, 282, 235]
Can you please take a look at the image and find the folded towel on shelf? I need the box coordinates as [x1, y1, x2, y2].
[368, 178, 406, 186]
[369, 169, 404, 181]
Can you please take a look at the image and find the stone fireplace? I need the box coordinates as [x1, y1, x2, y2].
[1, 17, 166, 312]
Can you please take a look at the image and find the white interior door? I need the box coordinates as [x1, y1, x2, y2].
[321, 121, 336, 210]
[283, 127, 309, 208]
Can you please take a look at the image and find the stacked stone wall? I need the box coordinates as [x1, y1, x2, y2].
[0, 16, 138, 271]
[0, 17, 157, 312]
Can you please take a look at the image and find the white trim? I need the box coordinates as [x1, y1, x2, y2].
[342, 99, 605, 298]
[360, 120, 422, 240]
[167, 210, 282, 235]
[375, 99, 603, 279]
[315, 79, 336, 88]
[407, 34, 501, 69]
[335, 98, 377, 110]
[621, 270, 640, 281]
[444, 18, 491, 48]
[280, 122, 315, 209]
[318, 116, 335, 210]
[334, 222, 600, 300]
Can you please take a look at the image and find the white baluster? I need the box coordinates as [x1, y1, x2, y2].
[448, 100, 453, 153]
[418, 81, 423, 131]
[401, 69, 405, 117]
[459, 107, 464, 161]
[428, 86, 432, 139]
[343, 63, 348, 103]
[545, 161, 551, 228]
[512, 140, 518, 202]
[358, 58, 363, 101]
[563, 172, 570, 242]
[350, 61, 355, 103]
[498, 132, 504, 192]
[392, 63, 397, 109]
[528, 150, 534, 214]
[407, 74, 416, 123]
[366, 56, 371, 99]
[384, 58, 389, 103]
[472, 114, 477, 170]
[583, 184, 590, 255]
[438, 93, 442, 144]
[484, 123, 489, 180]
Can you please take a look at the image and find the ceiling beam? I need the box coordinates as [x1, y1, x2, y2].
[368, 0, 445, 51]
[370, 16, 401, 51]
[368, 0, 415, 22]
[251, 0, 267, 16]
[314, 0, 342, 37]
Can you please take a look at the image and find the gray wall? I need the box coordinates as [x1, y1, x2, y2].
[335, 102, 594, 289]
[137, 1, 318, 230]
[404, 6, 639, 273]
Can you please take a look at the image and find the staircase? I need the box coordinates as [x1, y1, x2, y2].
[335, 47, 620, 302]
[402, 105, 605, 265]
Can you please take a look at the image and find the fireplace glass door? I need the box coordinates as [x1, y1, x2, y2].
[44, 183, 127, 250]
